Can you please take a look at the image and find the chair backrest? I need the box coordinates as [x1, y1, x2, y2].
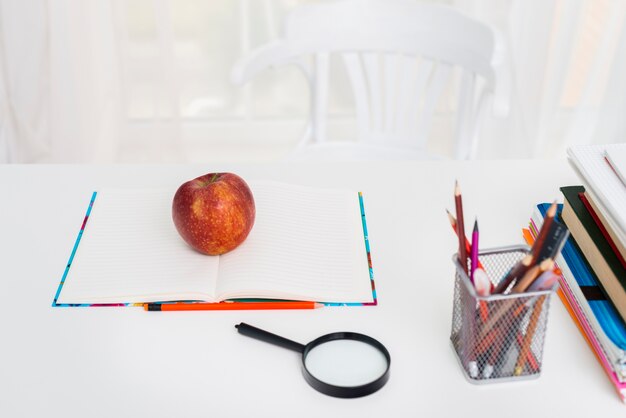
[285, 0, 497, 159]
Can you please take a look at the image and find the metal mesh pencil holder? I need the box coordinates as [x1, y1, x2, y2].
[450, 245, 556, 384]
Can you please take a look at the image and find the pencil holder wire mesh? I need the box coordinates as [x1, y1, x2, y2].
[450, 245, 556, 384]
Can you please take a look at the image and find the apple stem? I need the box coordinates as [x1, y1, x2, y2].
[210, 173, 220, 183]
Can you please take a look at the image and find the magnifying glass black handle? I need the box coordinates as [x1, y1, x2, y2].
[235, 322, 305, 353]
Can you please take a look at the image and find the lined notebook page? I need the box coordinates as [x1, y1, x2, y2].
[57, 189, 219, 304]
[215, 182, 373, 303]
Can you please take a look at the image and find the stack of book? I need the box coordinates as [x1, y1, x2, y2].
[526, 143, 626, 402]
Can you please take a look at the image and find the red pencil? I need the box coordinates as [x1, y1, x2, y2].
[144, 301, 323, 311]
[446, 209, 485, 271]
[447, 208, 490, 320]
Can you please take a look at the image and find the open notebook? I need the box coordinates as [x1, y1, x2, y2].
[53, 181, 376, 307]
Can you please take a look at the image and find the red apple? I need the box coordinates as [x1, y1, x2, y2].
[172, 172, 256, 255]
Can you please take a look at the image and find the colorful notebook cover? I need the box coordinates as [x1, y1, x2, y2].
[533, 204, 626, 356]
[556, 278, 626, 402]
[52, 191, 377, 308]
[527, 204, 626, 401]
[561, 186, 626, 326]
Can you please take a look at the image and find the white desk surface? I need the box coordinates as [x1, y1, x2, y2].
[1, 161, 624, 416]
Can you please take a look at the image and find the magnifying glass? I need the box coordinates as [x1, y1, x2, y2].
[235, 322, 391, 398]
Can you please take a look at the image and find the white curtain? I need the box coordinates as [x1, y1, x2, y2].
[458, 0, 626, 159]
[0, 0, 48, 162]
[0, 0, 625, 162]
[564, 1, 626, 149]
[0, 0, 122, 163]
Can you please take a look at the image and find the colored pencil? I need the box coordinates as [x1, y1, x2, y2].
[482, 326, 506, 378]
[478, 298, 523, 342]
[144, 301, 323, 311]
[527, 270, 559, 292]
[493, 254, 533, 294]
[473, 267, 491, 321]
[470, 218, 479, 283]
[514, 295, 547, 375]
[447, 209, 491, 322]
[454, 181, 468, 274]
[473, 268, 491, 297]
[530, 201, 557, 260]
[511, 258, 554, 293]
[479, 259, 554, 341]
[516, 333, 540, 372]
[446, 209, 485, 271]
[491, 305, 528, 377]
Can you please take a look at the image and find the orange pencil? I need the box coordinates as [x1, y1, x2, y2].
[144, 301, 323, 311]
[514, 295, 547, 375]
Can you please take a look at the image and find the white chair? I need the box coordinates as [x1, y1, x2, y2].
[231, 0, 508, 161]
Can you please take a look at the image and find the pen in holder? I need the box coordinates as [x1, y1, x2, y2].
[450, 245, 557, 384]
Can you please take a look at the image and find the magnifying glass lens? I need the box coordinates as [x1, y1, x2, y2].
[236, 323, 390, 398]
[304, 339, 389, 387]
